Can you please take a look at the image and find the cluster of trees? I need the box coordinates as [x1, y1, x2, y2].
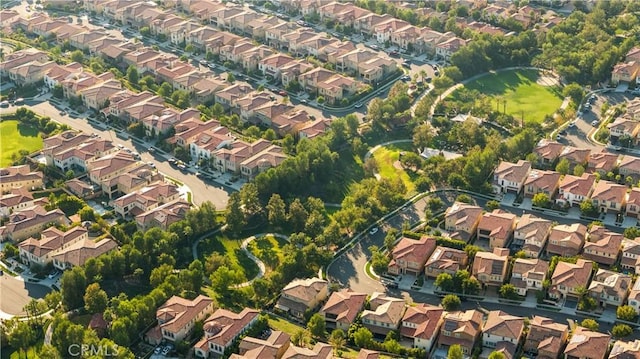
[345, 323, 426, 357]
[366, 82, 413, 130]
[435, 270, 481, 296]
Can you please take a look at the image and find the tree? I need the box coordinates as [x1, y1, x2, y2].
[563, 83, 585, 105]
[3, 243, 18, 258]
[441, 294, 461, 311]
[384, 229, 398, 251]
[580, 200, 599, 217]
[532, 192, 550, 208]
[266, 194, 287, 228]
[84, 283, 108, 314]
[307, 313, 326, 338]
[617, 305, 638, 321]
[612, 324, 633, 338]
[486, 200, 500, 211]
[292, 329, 310, 347]
[353, 327, 373, 348]
[9, 321, 36, 358]
[499, 284, 520, 300]
[126, 65, 139, 85]
[329, 329, 346, 354]
[555, 158, 570, 175]
[413, 123, 434, 149]
[158, 82, 173, 97]
[447, 344, 464, 359]
[225, 192, 246, 235]
[435, 273, 454, 292]
[61, 266, 87, 309]
[488, 352, 506, 359]
[52, 84, 63, 99]
[288, 199, 309, 232]
[227, 72, 235, 83]
[70, 50, 84, 63]
[573, 164, 585, 176]
[580, 319, 599, 331]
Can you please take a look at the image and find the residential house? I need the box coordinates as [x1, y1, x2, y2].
[587, 151, 619, 176]
[320, 289, 367, 331]
[214, 83, 254, 109]
[477, 210, 516, 249]
[523, 316, 568, 359]
[435, 36, 466, 61]
[147, 295, 214, 345]
[558, 146, 591, 170]
[509, 258, 548, 296]
[142, 108, 201, 138]
[239, 144, 287, 180]
[86, 151, 140, 195]
[280, 60, 313, 88]
[230, 331, 290, 359]
[549, 259, 593, 300]
[299, 118, 330, 140]
[0, 188, 42, 218]
[610, 340, 640, 359]
[275, 277, 329, 319]
[49, 236, 118, 270]
[556, 173, 596, 207]
[621, 238, 640, 272]
[193, 308, 260, 358]
[472, 247, 510, 288]
[444, 202, 483, 242]
[533, 139, 564, 168]
[514, 214, 552, 258]
[0, 205, 68, 242]
[101, 163, 161, 199]
[43, 62, 84, 89]
[19, 226, 88, 267]
[590, 180, 627, 214]
[400, 304, 443, 352]
[258, 53, 295, 80]
[280, 342, 333, 359]
[387, 236, 436, 276]
[619, 155, 640, 180]
[482, 310, 524, 349]
[629, 278, 640, 315]
[80, 79, 123, 110]
[583, 225, 623, 266]
[424, 246, 468, 279]
[112, 182, 180, 218]
[436, 309, 484, 355]
[563, 326, 610, 359]
[136, 199, 191, 231]
[0, 48, 48, 76]
[612, 61, 640, 85]
[361, 292, 406, 335]
[49, 138, 118, 174]
[492, 160, 531, 194]
[0, 165, 43, 192]
[271, 109, 314, 136]
[608, 117, 640, 144]
[588, 269, 631, 308]
[523, 170, 561, 199]
[546, 223, 587, 257]
[626, 188, 640, 219]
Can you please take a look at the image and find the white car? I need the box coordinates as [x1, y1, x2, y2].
[369, 227, 379, 235]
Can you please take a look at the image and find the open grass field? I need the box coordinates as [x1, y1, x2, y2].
[454, 69, 564, 124]
[247, 235, 288, 271]
[198, 234, 259, 281]
[0, 120, 42, 167]
[372, 142, 417, 195]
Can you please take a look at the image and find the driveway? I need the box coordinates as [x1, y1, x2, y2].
[0, 275, 50, 317]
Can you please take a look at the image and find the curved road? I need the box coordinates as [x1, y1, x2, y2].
[0, 274, 51, 318]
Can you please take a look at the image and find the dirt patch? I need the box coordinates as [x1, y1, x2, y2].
[537, 75, 560, 87]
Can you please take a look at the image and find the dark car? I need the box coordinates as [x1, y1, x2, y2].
[279, 90, 288, 96]
[402, 62, 411, 68]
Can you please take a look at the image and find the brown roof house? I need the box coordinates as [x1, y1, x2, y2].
[587, 151, 620, 176]
[361, 292, 406, 335]
[193, 308, 260, 358]
[147, 295, 214, 345]
[472, 248, 510, 288]
[281, 342, 333, 359]
[591, 180, 628, 214]
[609, 339, 640, 359]
[626, 188, 640, 219]
[482, 310, 525, 349]
[477, 210, 517, 249]
[320, 289, 367, 331]
[0, 205, 68, 242]
[546, 223, 587, 257]
[19, 226, 87, 268]
[629, 278, 640, 315]
[444, 202, 483, 242]
[523, 170, 561, 199]
[533, 139, 564, 168]
[583, 226, 623, 266]
[424, 246, 468, 279]
[558, 146, 591, 170]
[400, 303, 443, 352]
[437, 309, 484, 355]
[588, 269, 631, 308]
[549, 259, 593, 300]
[276, 277, 329, 319]
[492, 160, 531, 194]
[0, 165, 44, 192]
[556, 173, 596, 207]
[0, 187, 40, 218]
[523, 316, 568, 359]
[563, 326, 611, 359]
[619, 155, 640, 180]
[513, 214, 552, 258]
[509, 258, 549, 296]
[388, 236, 436, 276]
[230, 331, 290, 359]
[621, 238, 640, 271]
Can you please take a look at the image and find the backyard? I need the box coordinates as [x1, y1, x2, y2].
[371, 142, 417, 195]
[0, 120, 43, 167]
[452, 69, 564, 124]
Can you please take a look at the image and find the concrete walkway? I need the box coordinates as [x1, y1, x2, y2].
[364, 139, 414, 180]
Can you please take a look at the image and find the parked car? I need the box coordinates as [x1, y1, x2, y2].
[278, 90, 287, 96]
[354, 103, 363, 108]
[153, 347, 162, 355]
[300, 99, 308, 104]
[591, 120, 600, 126]
[369, 227, 379, 235]
[0, 101, 9, 108]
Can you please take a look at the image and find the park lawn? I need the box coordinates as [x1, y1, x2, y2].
[247, 235, 288, 271]
[459, 69, 563, 124]
[372, 142, 416, 195]
[198, 234, 259, 281]
[0, 120, 43, 167]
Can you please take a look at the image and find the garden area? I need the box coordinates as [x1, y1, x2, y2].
[0, 120, 43, 167]
[246, 234, 288, 271]
[197, 234, 259, 282]
[447, 69, 564, 125]
[371, 141, 418, 195]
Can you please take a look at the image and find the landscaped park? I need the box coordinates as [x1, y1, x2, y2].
[0, 120, 43, 167]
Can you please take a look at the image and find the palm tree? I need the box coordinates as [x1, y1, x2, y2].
[292, 329, 310, 347]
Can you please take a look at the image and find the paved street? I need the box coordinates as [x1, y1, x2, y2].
[0, 274, 50, 317]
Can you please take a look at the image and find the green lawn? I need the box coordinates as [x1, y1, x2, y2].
[0, 120, 43, 167]
[456, 69, 563, 124]
[372, 142, 416, 195]
[198, 234, 259, 281]
[247, 235, 288, 270]
[267, 314, 305, 336]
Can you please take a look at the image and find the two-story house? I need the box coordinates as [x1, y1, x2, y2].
[0, 165, 44, 192]
[556, 173, 597, 207]
[361, 292, 406, 336]
[563, 326, 610, 359]
[628, 278, 640, 315]
[275, 277, 329, 319]
[387, 236, 436, 276]
[513, 214, 552, 258]
[608, 117, 640, 145]
[477, 210, 517, 249]
[424, 246, 468, 279]
[492, 160, 531, 194]
[472, 248, 510, 288]
[621, 239, 640, 272]
[509, 258, 549, 296]
[319, 289, 367, 331]
[193, 308, 260, 358]
[436, 309, 484, 356]
[558, 146, 591, 170]
[610, 339, 640, 359]
[590, 180, 628, 214]
[523, 170, 561, 199]
[444, 202, 483, 243]
[549, 259, 593, 300]
[232, 331, 290, 359]
[587, 269, 631, 308]
[0, 205, 68, 243]
[147, 295, 214, 345]
[625, 188, 640, 219]
[523, 316, 568, 359]
[583, 225, 623, 266]
[482, 310, 524, 349]
[400, 304, 443, 352]
[546, 223, 587, 257]
[587, 151, 620, 176]
[533, 139, 564, 168]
